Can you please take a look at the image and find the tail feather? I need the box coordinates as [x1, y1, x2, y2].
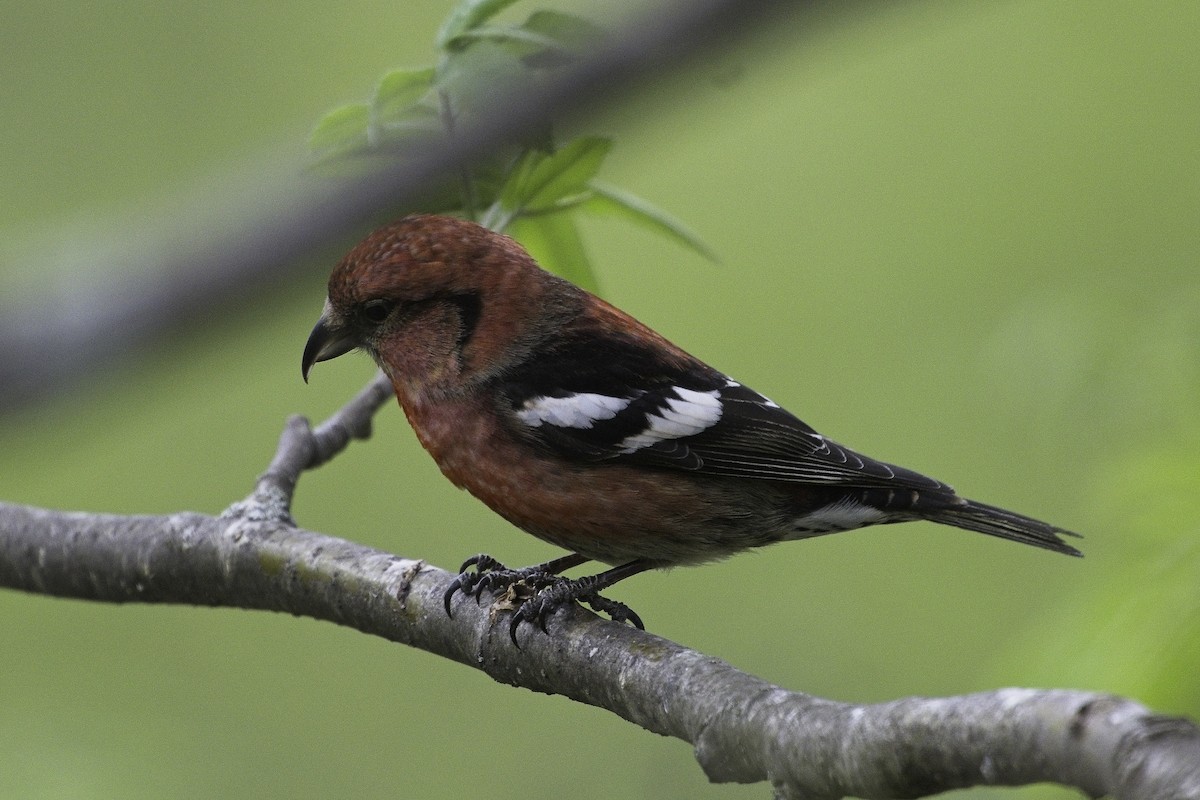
[829, 487, 1083, 556]
[929, 498, 1083, 557]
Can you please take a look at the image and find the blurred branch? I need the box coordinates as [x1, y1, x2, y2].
[2, 377, 1199, 798]
[0, 0, 821, 411]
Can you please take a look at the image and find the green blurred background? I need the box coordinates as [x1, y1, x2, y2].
[2, 2, 1198, 798]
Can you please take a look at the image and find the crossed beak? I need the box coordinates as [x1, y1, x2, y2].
[301, 311, 359, 382]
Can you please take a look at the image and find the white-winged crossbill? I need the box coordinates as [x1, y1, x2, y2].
[302, 215, 1080, 638]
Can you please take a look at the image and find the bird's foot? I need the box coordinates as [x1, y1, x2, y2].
[508, 576, 644, 645]
[445, 555, 649, 644]
[579, 592, 644, 631]
[443, 553, 565, 616]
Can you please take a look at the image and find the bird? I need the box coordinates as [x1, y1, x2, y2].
[302, 214, 1081, 641]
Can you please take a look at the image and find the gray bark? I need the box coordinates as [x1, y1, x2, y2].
[2, 373, 1197, 799]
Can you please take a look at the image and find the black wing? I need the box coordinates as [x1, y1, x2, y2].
[499, 330, 947, 493]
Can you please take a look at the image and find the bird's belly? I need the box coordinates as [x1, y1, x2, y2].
[401, 395, 793, 565]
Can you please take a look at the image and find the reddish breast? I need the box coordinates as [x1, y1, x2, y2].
[394, 389, 749, 565]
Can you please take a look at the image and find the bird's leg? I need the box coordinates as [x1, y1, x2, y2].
[509, 560, 654, 643]
[443, 552, 589, 616]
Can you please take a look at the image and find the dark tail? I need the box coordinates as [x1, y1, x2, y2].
[929, 498, 1083, 557]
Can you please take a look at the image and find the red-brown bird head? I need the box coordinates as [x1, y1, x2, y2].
[302, 215, 582, 396]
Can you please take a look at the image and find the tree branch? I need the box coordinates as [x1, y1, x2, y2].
[0, 0, 824, 411]
[1, 376, 1197, 799]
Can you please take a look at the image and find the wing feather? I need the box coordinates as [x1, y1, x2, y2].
[499, 333, 946, 493]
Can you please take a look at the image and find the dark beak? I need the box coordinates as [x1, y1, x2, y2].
[302, 314, 360, 382]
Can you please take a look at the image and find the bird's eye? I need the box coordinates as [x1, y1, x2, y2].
[361, 300, 393, 325]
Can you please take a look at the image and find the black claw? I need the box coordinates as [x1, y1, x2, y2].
[444, 553, 508, 618]
[458, 553, 502, 574]
[582, 593, 645, 630]
[444, 553, 564, 621]
[507, 592, 559, 645]
[506, 583, 646, 644]
[509, 611, 524, 646]
[443, 578, 463, 616]
[444, 554, 646, 641]
[505, 592, 545, 644]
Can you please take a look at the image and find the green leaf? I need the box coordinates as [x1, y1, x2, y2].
[373, 67, 435, 123]
[508, 213, 600, 293]
[308, 103, 370, 155]
[583, 182, 718, 262]
[436, 0, 522, 49]
[500, 136, 611, 214]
